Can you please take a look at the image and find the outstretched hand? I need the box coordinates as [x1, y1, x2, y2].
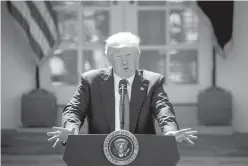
[46, 127, 77, 148]
[165, 128, 198, 145]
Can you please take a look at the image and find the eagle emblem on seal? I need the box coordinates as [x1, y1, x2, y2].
[103, 130, 139, 165]
[113, 138, 130, 157]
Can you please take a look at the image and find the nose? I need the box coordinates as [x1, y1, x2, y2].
[122, 55, 127, 64]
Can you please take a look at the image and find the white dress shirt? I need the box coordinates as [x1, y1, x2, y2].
[114, 73, 135, 131]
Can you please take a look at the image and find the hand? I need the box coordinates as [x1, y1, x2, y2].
[164, 128, 197, 145]
[46, 126, 77, 148]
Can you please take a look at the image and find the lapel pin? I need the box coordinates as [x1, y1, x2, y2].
[140, 87, 144, 91]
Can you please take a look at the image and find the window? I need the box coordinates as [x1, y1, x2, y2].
[139, 50, 166, 76]
[49, 1, 199, 86]
[82, 49, 109, 73]
[168, 6, 199, 84]
[50, 1, 110, 85]
[168, 49, 198, 84]
[137, 1, 199, 84]
[50, 50, 78, 85]
[138, 10, 166, 45]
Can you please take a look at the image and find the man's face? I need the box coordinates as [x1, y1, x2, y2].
[107, 47, 140, 78]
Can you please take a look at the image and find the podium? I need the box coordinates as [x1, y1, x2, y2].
[63, 134, 180, 166]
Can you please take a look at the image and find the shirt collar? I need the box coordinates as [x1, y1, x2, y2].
[113, 73, 135, 86]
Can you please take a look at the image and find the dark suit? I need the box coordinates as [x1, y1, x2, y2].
[62, 67, 179, 134]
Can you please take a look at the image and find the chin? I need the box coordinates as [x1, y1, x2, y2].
[117, 70, 135, 78]
[124, 73, 134, 78]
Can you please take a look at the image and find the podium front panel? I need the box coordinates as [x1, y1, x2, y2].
[64, 134, 180, 166]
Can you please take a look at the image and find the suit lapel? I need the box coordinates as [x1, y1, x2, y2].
[130, 70, 148, 133]
[100, 67, 115, 132]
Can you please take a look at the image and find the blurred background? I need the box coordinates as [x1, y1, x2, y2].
[1, 1, 248, 166]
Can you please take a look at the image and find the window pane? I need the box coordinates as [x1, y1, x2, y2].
[50, 50, 78, 85]
[82, 10, 109, 45]
[138, 11, 166, 45]
[81, 1, 110, 7]
[169, 49, 198, 84]
[82, 49, 109, 73]
[138, 1, 166, 6]
[168, 0, 188, 5]
[52, 1, 80, 7]
[169, 9, 199, 44]
[56, 10, 79, 45]
[139, 50, 166, 76]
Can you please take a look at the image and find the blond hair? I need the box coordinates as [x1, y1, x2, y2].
[105, 32, 141, 55]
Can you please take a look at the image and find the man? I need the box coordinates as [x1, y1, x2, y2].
[47, 32, 197, 148]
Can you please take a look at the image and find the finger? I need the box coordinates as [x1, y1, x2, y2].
[188, 135, 198, 139]
[47, 131, 61, 136]
[72, 128, 76, 134]
[184, 130, 198, 136]
[52, 138, 60, 148]
[185, 138, 194, 145]
[48, 135, 59, 142]
[164, 131, 176, 136]
[176, 137, 184, 143]
[177, 128, 192, 135]
[52, 126, 66, 132]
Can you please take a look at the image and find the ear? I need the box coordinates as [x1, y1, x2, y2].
[136, 52, 140, 60]
[106, 53, 112, 66]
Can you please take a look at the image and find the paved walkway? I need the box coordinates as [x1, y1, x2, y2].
[2, 155, 248, 166]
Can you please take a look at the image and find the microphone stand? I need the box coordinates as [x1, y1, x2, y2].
[120, 84, 126, 130]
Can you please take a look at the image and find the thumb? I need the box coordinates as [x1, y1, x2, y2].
[71, 128, 77, 134]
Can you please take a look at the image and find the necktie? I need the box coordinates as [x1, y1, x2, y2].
[119, 79, 130, 131]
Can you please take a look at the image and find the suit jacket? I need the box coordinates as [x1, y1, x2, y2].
[62, 67, 179, 134]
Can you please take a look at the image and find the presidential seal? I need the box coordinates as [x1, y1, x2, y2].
[103, 130, 139, 165]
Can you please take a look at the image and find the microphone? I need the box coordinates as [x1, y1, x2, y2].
[118, 79, 128, 130]
[119, 79, 128, 95]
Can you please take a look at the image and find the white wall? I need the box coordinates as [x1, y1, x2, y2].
[217, 1, 248, 133]
[1, 2, 36, 129]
